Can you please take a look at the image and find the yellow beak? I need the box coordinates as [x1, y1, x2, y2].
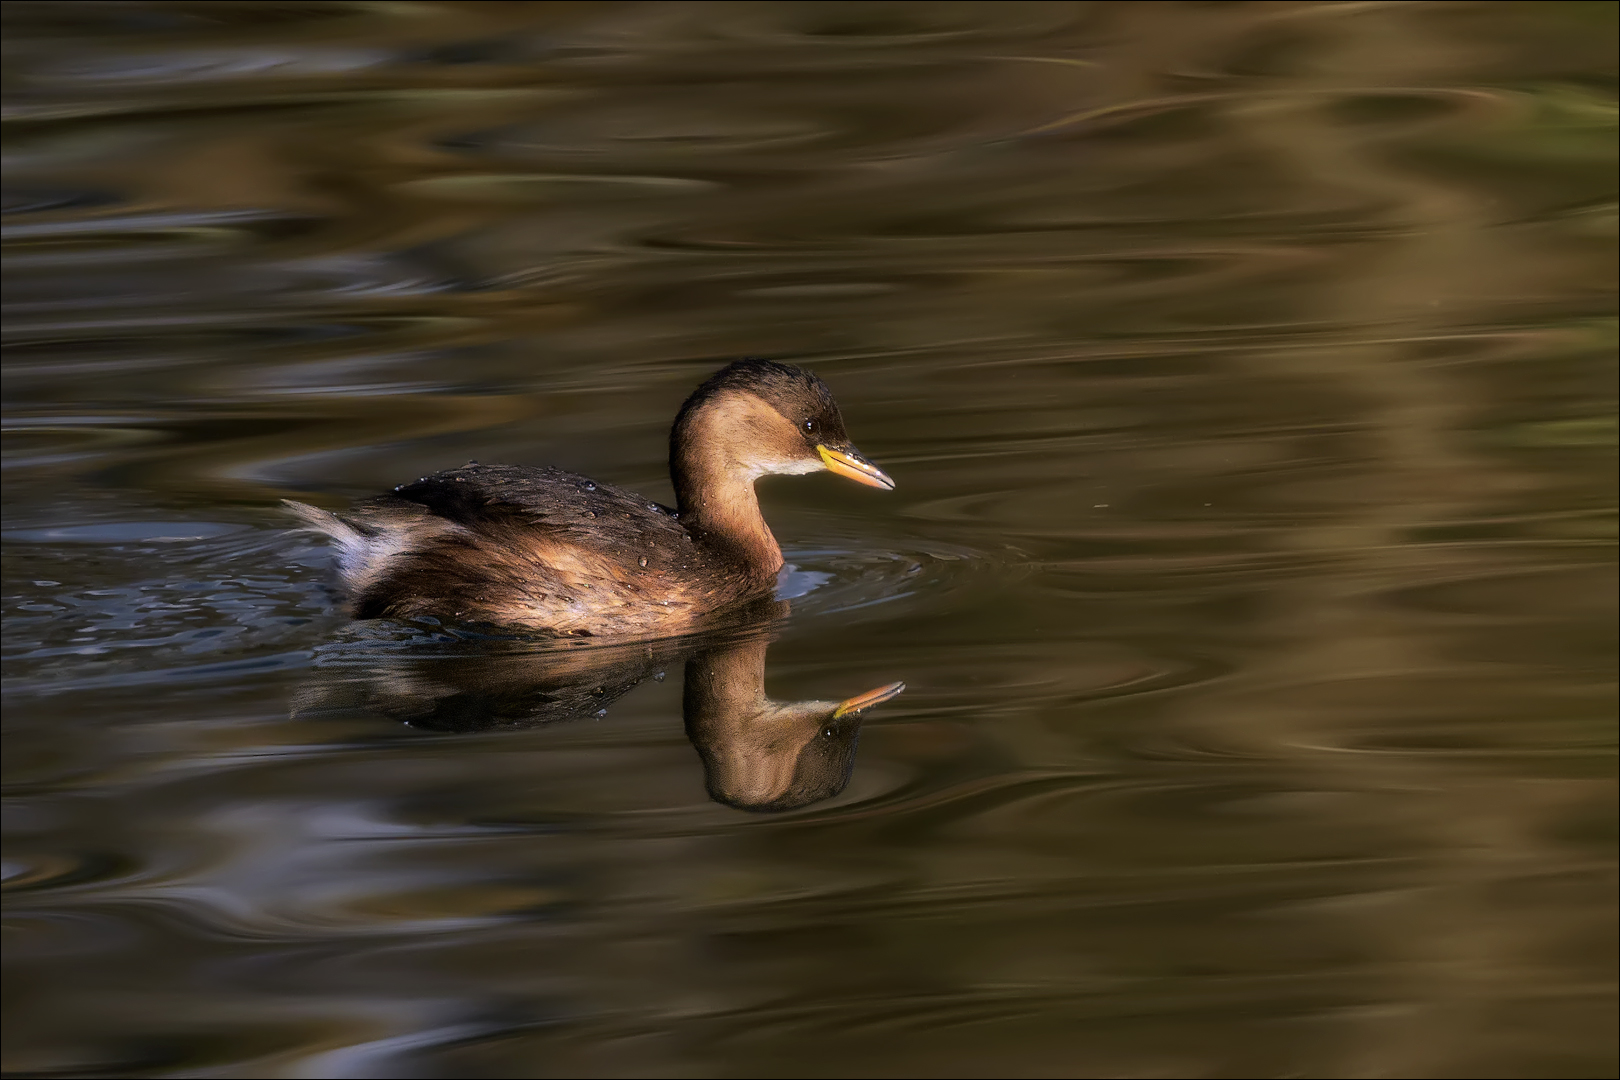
[817, 445, 895, 490]
[832, 680, 906, 719]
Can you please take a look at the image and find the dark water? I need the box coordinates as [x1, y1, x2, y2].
[3, 3, 1616, 1076]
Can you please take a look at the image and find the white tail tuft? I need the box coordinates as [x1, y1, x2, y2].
[283, 499, 378, 589]
[282, 498, 351, 533]
[283, 498, 453, 596]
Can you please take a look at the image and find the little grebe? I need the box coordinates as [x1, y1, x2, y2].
[286, 359, 894, 635]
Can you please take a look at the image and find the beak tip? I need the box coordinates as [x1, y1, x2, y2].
[817, 444, 896, 491]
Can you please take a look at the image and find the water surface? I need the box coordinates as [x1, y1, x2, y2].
[3, 3, 1616, 1077]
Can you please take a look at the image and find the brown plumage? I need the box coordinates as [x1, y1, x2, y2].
[285, 359, 894, 636]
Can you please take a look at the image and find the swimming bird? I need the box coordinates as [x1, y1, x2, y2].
[286, 359, 893, 635]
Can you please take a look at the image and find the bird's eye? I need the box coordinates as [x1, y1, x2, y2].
[803, 418, 817, 433]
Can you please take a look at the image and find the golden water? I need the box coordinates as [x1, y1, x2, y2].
[3, 3, 1615, 1076]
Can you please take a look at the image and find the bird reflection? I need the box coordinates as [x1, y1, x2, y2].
[683, 634, 902, 812]
[295, 619, 903, 813]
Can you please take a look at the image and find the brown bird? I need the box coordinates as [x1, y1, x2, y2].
[286, 359, 894, 636]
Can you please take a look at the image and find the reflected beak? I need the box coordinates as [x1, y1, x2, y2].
[817, 444, 895, 490]
[832, 680, 906, 719]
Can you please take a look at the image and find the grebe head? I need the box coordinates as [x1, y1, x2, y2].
[671, 359, 895, 496]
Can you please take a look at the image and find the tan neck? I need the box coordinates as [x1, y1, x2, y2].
[670, 406, 783, 578]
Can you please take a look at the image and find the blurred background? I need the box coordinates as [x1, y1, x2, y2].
[2, 2, 1615, 1077]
